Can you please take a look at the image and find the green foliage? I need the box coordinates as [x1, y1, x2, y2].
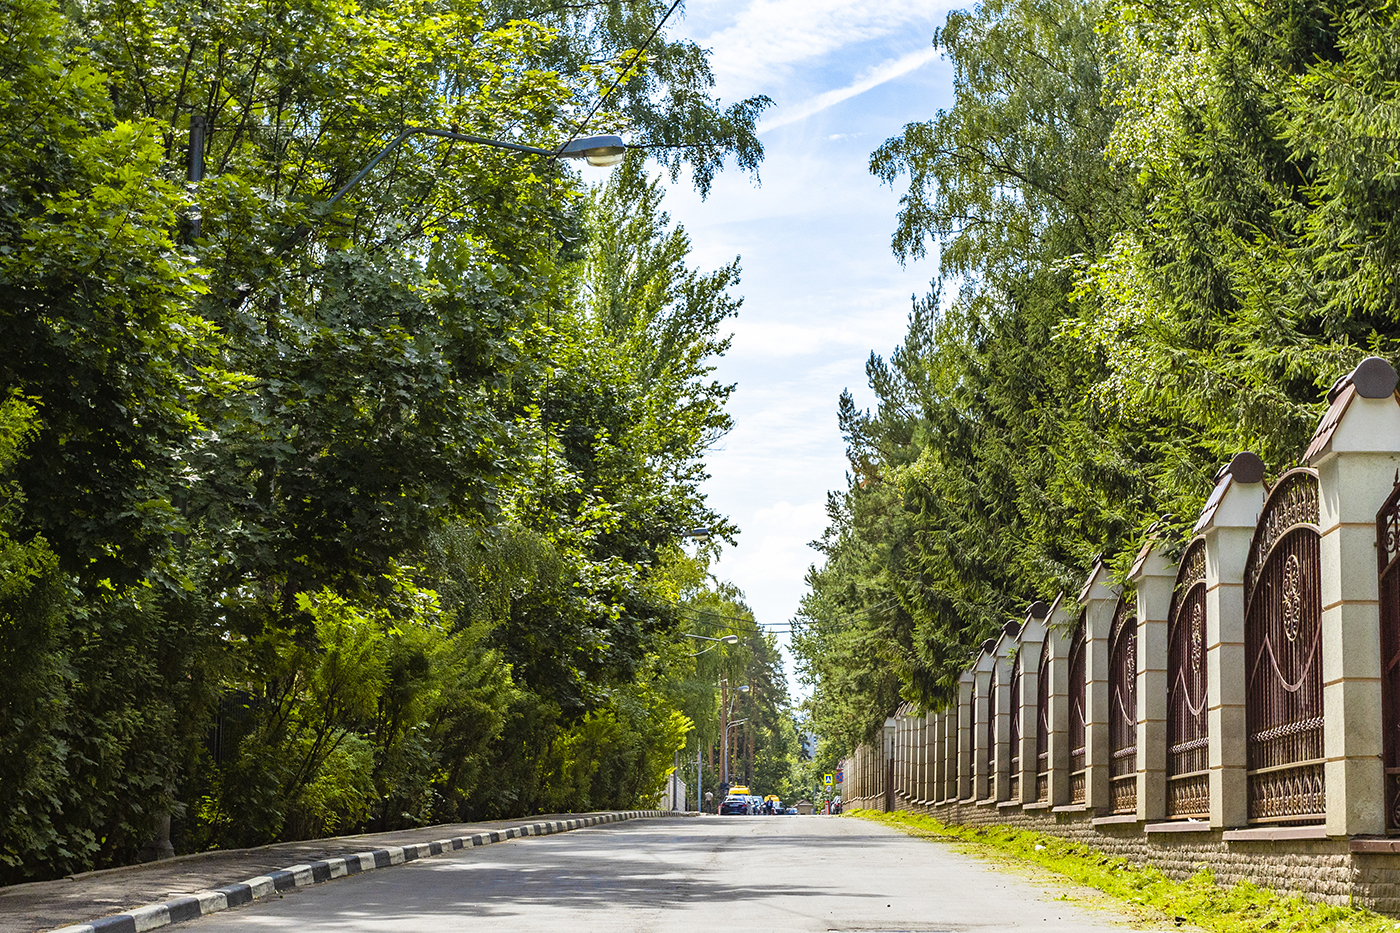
[485, 0, 771, 195]
[0, 395, 74, 876]
[0, 0, 756, 879]
[0, 0, 221, 586]
[799, 0, 1400, 758]
[853, 809, 1400, 933]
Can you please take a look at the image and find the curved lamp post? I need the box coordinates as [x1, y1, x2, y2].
[318, 131, 627, 215]
[684, 632, 738, 657]
[720, 680, 750, 786]
[272, 130, 625, 252]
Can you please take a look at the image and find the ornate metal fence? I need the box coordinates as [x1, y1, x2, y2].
[1036, 640, 1050, 802]
[1244, 468, 1324, 824]
[1109, 594, 1138, 814]
[1068, 615, 1087, 805]
[1378, 481, 1400, 833]
[986, 674, 998, 800]
[1009, 655, 1022, 801]
[1166, 538, 1210, 819]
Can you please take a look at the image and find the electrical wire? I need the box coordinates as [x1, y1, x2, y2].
[551, 0, 684, 165]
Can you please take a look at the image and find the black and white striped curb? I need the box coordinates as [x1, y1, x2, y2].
[51, 810, 669, 933]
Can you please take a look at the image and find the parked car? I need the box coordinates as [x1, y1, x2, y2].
[718, 795, 750, 815]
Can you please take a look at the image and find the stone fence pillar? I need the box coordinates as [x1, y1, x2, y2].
[945, 704, 958, 802]
[958, 671, 975, 800]
[1197, 452, 1266, 828]
[1045, 595, 1073, 807]
[993, 627, 1017, 803]
[920, 711, 931, 803]
[1081, 560, 1117, 813]
[1131, 539, 1175, 822]
[973, 646, 995, 802]
[932, 708, 945, 803]
[1017, 602, 1049, 805]
[1305, 357, 1400, 837]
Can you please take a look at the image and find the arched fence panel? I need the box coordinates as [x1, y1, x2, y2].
[1166, 538, 1209, 819]
[1109, 594, 1137, 815]
[1036, 639, 1050, 802]
[1378, 481, 1400, 833]
[1068, 614, 1087, 805]
[986, 674, 998, 799]
[1009, 654, 1022, 802]
[1244, 468, 1324, 824]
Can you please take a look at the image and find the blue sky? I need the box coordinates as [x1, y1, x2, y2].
[656, 1, 960, 695]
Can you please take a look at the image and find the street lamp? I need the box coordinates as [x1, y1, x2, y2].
[685, 633, 739, 644]
[318, 130, 627, 215]
[719, 680, 750, 786]
[684, 632, 738, 657]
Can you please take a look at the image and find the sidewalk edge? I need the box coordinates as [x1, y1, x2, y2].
[48, 810, 674, 933]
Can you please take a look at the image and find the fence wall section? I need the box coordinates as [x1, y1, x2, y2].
[836, 359, 1400, 913]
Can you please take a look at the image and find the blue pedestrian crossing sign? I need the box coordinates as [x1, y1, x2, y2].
[823, 773, 834, 786]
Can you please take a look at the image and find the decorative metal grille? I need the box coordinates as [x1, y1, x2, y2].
[1036, 636, 1050, 802]
[1167, 538, 1209, 819]
[1009, 654, 1022, 794]
[1109, 594, 1138, 814]
[1068, 614, 1087, 804]
[1244, 468, 1324, 824]
[1378, 481, 1400, 833]
[986, 674, 998, 798]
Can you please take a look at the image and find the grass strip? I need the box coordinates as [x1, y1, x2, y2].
[848, 808, 1399, 932]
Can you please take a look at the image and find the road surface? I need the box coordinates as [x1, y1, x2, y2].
[181, 815, 1174, 932]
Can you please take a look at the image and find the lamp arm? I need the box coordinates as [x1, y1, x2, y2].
[319, 128, 560, 215]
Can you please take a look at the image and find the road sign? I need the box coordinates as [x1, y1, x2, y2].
[823, 773, 833, 786]
[835, 769, 843, 784]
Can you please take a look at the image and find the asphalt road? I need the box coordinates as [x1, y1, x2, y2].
[175, 814, 1179, 933]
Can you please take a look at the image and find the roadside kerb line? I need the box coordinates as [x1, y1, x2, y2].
[49, 810, 670, 933]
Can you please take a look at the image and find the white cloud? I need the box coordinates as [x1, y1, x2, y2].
[729, 316, 894, 358]
[761, 47, 940, 132]
[699, 0, 946, 89]
[711, 501, 831, 619]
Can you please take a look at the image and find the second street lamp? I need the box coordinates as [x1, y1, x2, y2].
[684, 632, 738, 657]
[719, 680, 749, 787]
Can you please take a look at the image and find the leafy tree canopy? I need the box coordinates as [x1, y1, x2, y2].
[797, 0, 1400, 755]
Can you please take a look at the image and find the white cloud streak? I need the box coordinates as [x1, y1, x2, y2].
[759, 46, 940, 132]
[699, 0, 946, 89]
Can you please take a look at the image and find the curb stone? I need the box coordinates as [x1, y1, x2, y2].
[49, 810, 671, 933]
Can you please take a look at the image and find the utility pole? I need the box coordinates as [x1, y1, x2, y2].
[746, 680, 754, 784]
[720, 679, 729, 787]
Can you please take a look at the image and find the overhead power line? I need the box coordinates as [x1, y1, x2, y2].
[553, 0, 683, 163]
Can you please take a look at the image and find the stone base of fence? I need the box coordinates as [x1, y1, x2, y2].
[858, 792, 1400, 915]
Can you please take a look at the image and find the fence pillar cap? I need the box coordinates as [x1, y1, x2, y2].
[1328, 355, 1398, 402]
[1077, 556, 1114, 605]
[1307, 359, 1400, 464]
[1194, 455, 1267, 533]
